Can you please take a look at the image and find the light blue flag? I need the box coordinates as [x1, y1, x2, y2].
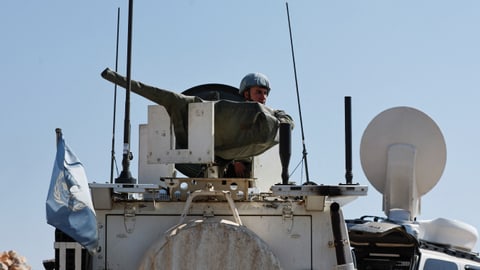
[46, 130, 99, 253]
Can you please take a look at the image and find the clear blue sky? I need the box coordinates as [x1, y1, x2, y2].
[3, 1, 480, 269]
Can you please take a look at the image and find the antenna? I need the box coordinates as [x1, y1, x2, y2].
[279, 123, 292, 185]
[116, 0, 136, 184]
[110, 7, 121, 184]
[286, 2, 310, 183]
[344, 96, 353, 184]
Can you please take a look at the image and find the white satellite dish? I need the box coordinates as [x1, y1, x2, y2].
[360, 106, 446, 220]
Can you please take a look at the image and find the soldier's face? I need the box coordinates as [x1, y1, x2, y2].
[245, 86, 268, 104]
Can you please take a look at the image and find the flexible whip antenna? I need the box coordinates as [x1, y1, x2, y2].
[286, 2, 310, 183]
[110, 7, 121, 183]
[116, 0, 136, 183]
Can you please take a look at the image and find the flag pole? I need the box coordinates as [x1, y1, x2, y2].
[56, 128, 62, 143]
[116, 0, 136, 184]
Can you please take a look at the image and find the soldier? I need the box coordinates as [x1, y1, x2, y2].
[227, 73, 274, 177]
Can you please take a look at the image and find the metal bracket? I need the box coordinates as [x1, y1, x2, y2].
[282, 205, 293, 220]
[124, 204, 136, 234]
[203, 205, 215, 218]
[328, 239, 349, 248]
[282, 203, 294, 233]
[178, 190, 243, 225]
